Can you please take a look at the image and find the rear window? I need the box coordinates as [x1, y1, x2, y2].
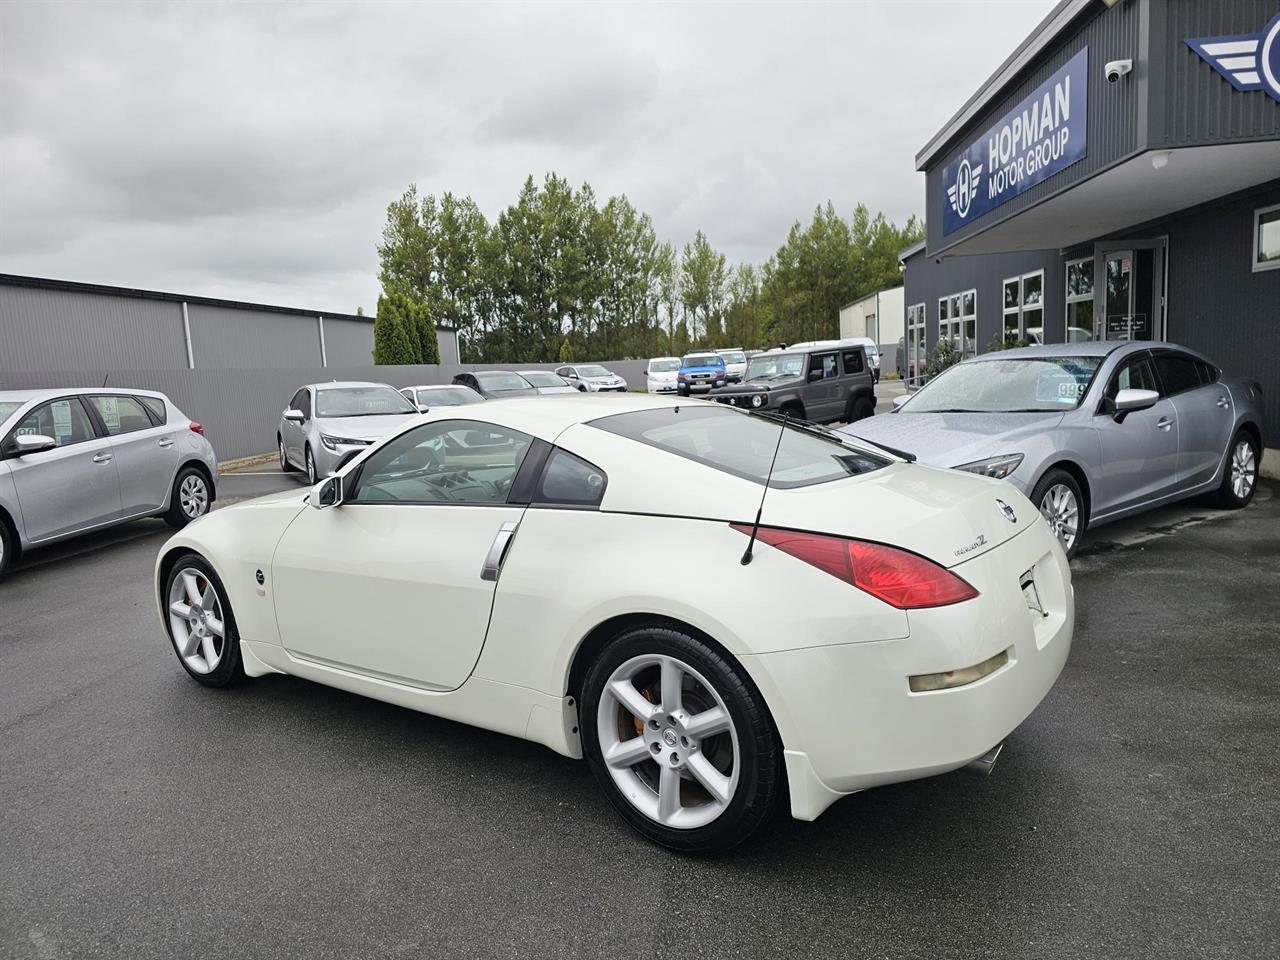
[590, 405, 888, 489]
[476, 373, 532, 391]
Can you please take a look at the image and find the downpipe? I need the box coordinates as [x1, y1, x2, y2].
[962, 742, 1003, 777]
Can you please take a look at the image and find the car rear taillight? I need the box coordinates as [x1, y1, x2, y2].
[730, 524, 978, 609]
[189, 421, 205, 436]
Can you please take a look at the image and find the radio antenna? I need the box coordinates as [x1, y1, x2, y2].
[740, 412, 788, 566]
[102, 373, 109, 388]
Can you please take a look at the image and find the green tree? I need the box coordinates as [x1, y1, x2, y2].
[372, 292, 420, 365]
[558, 337, 574, 363]
[680, 231, 727, 347]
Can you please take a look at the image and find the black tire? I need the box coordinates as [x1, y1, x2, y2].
[163, 466, 213, 529]
[305, 445, 317, 485]
[1030, 468, 1086, 560]
[846, 395, 874, 422]
[1212, 429, 1260, 509]
[677, 387, 689, 397]
[580, 624, 783, 854]
[278, 435, 294, 473]
[0, 518, 13, 582]
[162, 553, 245, 688]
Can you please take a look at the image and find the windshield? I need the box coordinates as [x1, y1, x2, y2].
[905, 357, 1104, 413]
[315, 387, 415, 418]
[718, 351, 746, 365]
[682, 354, 723, 368]
[590, 405, 888, 489]
[648, 359, 680, 373]
[744, 353, 805, 381]
[519, 371, 567, 387]
[576, 365, 611, 378]
[475, 373, 533, 391]
[0, 401, 24, 424]
[421, 387, 482, 406]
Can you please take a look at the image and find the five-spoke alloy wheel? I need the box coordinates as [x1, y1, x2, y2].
[163, 554, 244, 686]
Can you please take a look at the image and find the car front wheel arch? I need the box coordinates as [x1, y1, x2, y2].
[1038, 459, 1091, 522]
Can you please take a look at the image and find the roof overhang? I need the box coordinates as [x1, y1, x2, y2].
[916, 0, 1094, 171]
[930, 141, 1280, 256]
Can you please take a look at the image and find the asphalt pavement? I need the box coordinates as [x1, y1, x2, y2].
[2, 459, 1277, 959]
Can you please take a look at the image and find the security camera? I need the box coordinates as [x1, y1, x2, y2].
[1105, 59, 1132, 83]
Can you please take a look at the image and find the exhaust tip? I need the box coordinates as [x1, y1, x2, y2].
[963, 742, 1003, 777]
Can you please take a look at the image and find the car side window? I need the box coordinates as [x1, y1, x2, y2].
[811, 353, 838, 380]
[534, 448, 607, 507]
[89, 395, 155, 435]
[350, 420, 534, 504]
[841, 350, 863, 374]
[1195, 360, 1219, 384]
[289, 389, 308, 418]
[1105, 356, 1159, 402]
[137, 396, 167, 423]
[1152, 353, 1203, 397]
[13, 397, 97, 447]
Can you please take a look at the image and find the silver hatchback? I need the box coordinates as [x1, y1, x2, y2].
[0, 388, 219, 580]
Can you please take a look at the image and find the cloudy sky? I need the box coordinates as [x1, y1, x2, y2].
[0, 0, 1054, 316]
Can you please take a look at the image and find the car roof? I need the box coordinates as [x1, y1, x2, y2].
[407, 383, 473, 391]
[0, 386, 169, 405]
[960, 341, 1201, 363]
[422, 392, 675, 438]
[304, 381, 394, 390]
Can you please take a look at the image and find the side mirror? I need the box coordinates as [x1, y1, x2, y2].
[283, 409, 305, 424]
[892, 395, 910, 410]
[311, 475, 343, 510]
[1112, 388, 1159, 422]
[417, 404, 430, 413]
[11, 434, 58, 456]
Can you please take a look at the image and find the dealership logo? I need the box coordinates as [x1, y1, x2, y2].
[1186, 12, 1280, 103]
[947, 158, 983, 219]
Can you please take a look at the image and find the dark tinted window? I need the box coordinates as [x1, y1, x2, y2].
[535, 449, 607, 506]
[15, 397, 96, 447]
[1152, 354, 1203, 397]
[290, 389, 309, 417]
[137, 395, 166, 423]
[841, 350, 864, 374]
[1195, 359, 1219, 384]
[1106, 356, 1159, 402]
[89, 395, 155, 435]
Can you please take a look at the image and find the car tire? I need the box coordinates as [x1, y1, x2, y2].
[305, 446, 317, 485]
[677, 387, 689, 397]
[0, 519, 13, 582]
[1031, 468, 1085, 559]
[580, 624, 783, 854]
[278, 435, 294, 473]
[164, 466, 212, 529]
[163, 553, 244, 688]
[847, 395, 874, 422]
[1213, 429, 1259, 509]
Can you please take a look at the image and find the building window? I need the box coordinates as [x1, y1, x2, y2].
[906, 302, 926, 387]
[1065, 258, 1095, 341]
[938, 290, 976, 357]
[1254, 203, 1280, 272]
[1002, 270, 1044, 345]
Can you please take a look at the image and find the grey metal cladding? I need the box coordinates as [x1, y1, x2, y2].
[0, 286, 187, 372]
[186, 303, 321, 367]
[925, 0, 1142, 253]
[320, 317, 375, 366]
[1156, 0, 1280, 146]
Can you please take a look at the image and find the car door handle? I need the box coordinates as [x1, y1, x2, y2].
[1216, 397, 1230, 409]
[92, 452, 113, 463]
[158, 438, 174, 448]
[1156, 417, 1174, 431]
[480, 521, 519, 582]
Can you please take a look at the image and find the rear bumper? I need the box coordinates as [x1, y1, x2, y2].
[743, 521, 1073, 820]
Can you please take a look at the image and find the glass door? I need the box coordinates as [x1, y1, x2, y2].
[1095, 239, 1166, 341]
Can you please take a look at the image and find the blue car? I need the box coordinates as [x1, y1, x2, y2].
[677, 352, 727, 396]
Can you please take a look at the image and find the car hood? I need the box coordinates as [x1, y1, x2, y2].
[648, 371, 677, 380]
[836, 411, 1065, 468]
[486, 387, 539, 397]
[679, 367, 724, 376]
[313, 414, 417, 440]
[534, 386, 579, 394]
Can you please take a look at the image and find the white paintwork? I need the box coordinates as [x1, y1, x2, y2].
[156, 393, 1073, 823]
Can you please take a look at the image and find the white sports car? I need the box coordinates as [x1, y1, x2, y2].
[156, 394, 1073, 852]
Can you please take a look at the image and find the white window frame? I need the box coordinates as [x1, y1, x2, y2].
[1064, 258, 1095, 342]
[906, 301, 927, 387]
[1253, 202, 1280, 273]
[1002, 270, 1045, 343]
[937, 289, 976, 357]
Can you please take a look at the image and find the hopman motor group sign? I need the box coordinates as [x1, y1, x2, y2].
[942, 47, 1088, 236]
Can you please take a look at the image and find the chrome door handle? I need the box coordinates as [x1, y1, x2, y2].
[92, 452, 113, 463]
[1156, 417, 1174, 431]
[158, 438, 174, 448]
[480, 521, 519, 582]
[1216, 397, 1230, 409]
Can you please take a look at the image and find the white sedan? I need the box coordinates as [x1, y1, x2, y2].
[155, 394, 1073, 852]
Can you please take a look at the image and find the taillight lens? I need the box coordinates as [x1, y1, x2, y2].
[189, 421, 205, 436]
[730, 524, 978, 609]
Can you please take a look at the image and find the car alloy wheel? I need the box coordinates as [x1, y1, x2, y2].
[1040, 483, 1079, 552]
[596, 653, 739, 830]
[179, 474, 209, 519]
[279, 437, 289, 472]
[1230, 439, 1257, 501]
[306, 448, 316, 485]
[167, 567, 227, 675]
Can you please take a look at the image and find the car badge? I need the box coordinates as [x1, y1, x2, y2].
[996, 499, 1017, 523]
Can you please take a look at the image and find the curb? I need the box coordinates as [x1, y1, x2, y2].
[218, 452, 277, 474]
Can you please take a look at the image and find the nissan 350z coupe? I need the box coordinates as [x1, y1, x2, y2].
[156, 394, 1073, 852]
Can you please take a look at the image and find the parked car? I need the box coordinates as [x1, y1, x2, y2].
[789, 338, 881, 383]
[555, 364, 628, 392]
[517, 371, 579, 395]
[452, 371, 539, 400]
[837, 342, 1265, 558]
[279, 382, 418, 484]
[712, 342, 877, 423]
[399, 384, 485, 411]
[677, 352, 727, 395]
[155, 393, 1072, 852]
[0, 388, 217, 580]
[716, 349, 748, 383]
[646, 357, 681, 394]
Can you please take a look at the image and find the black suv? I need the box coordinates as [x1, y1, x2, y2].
[711, 343, 876, 424]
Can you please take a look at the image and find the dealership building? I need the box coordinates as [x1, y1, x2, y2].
[901, 0, 1280, 464]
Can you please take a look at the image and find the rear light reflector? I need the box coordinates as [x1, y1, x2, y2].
[189, 421, 205, 436]
[909, 649, 1009, 693]
[730, 524, 979, 609]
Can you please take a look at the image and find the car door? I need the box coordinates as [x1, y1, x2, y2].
[87, 395, 179, 516]
[270, 419, 536, 690]
[1153, 352, 1234, 489]
[3, 396, 122, 541]
[1092, 353, 1180, 516]
[282, 388, 308, 464]
[806, 352, 840, 421]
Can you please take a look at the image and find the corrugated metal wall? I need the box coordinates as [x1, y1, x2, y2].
[322, 317, 373, 366]
[188, 304, 321, 368]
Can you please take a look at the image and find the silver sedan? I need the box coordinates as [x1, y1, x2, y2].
[837, 342, 1265, 557]
[278, 382, 419, 484]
